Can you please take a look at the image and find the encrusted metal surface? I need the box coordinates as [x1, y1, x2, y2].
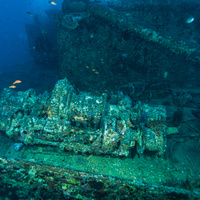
[0, 78, 167, 157]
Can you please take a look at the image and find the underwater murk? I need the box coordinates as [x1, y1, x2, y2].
[0, 0, 200, 199]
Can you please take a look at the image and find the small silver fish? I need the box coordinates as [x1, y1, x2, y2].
[27, 11, 33, 16]
[185, 16, 194, 24]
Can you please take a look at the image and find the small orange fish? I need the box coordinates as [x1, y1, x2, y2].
[9, 85, 16, 89]
[49, 1, 57, 5]
[13, 80, 22, 85]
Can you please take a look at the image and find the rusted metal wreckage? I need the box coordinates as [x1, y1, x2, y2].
[0, 0, 200, 199]
[0, 78, 199, 199]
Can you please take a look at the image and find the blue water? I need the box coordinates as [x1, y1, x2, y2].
[0, 0, 62, 68]
[0, 0, 63, 92]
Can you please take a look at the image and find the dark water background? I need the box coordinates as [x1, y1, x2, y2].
[0, 0, 63, 92]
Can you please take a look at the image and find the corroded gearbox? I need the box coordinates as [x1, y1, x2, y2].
[0, 78, 167, 157]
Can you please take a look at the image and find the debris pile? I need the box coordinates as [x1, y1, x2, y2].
[0, 78, 167, 157]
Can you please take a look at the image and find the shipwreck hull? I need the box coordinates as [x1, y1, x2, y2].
[1, 1, 200, 199]
[57, 1, 200, 93]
